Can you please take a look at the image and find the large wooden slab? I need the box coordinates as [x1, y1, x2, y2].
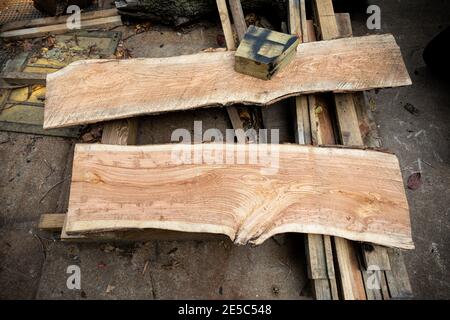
[64, 143, 414, 249]
[44, 34, 411, 129]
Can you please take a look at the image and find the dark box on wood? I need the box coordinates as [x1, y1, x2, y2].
[235, 25, 299, 80]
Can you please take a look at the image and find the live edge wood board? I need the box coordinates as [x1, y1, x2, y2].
[64, 143, 414, 250]
[44, 34, 411, 129]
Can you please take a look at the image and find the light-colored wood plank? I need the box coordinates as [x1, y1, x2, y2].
[361, 244, 391, 270]
[1, 71, 47, 85]
[225, 107, 248, 142]
[334, 237, 367, 300]
[312, 279, 332, 300]
[324, 235, 340, 299]
[63, 143, 413, 249]
[228, 0, 247, 42]
[288, 0, 302, 40]
[101, 119, 138, 145]
[294, 96, 311, 144]
[313, 0, 339, 40]
[385, 248, 413, 299]
[361, 269, 383, 300]
[335, 13, 353, 38]
[299, 0, 308, 43]
[308, 94, 335, 145]
[216, 0, 236, 50]
[306, 234, 328, 279]
[0, 8, 118, 32]
[289, 1, 309, 144]
[214, 0, 245, 135]
[39, 213, 66, 230]
[306, 20, 316, 43]
[0, 16, 122, 40]
[335, 93, 364, 146]
[44, 34, 412, 129]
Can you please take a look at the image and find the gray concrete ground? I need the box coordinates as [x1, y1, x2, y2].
[1, 0, 449, 299]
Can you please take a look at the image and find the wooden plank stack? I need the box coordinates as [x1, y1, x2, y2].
[0, 9, 121, 40]
[37, 0, 414, 300]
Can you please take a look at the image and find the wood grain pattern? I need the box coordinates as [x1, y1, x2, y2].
[63, 143, 413, 249]
[101, 119, 138, 145]
[44, 34, 411, 129]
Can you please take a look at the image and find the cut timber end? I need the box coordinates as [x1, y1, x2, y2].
[63, 143, 413, 250]
[235, 25, 299, 80]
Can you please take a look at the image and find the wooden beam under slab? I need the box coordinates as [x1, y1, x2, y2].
[228, 0, 247, 42]
[1, 71, 47, 86]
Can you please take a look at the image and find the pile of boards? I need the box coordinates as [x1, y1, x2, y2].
[39, 32, 414, 250]
[0, 8, 122, 40]
[29, 0, 415, 300]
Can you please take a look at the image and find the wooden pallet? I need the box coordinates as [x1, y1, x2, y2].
[38, 0, 413, 299]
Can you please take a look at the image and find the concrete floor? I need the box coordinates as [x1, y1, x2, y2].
[1, 0, 449, 299]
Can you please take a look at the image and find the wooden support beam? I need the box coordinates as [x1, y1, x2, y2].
[294, 96, 311, 144]
[299, 0, 308, 42]
[334, 93, 364, 146]
[101, 119, 138, 145]
[288, 0, 302, 41]
[313, 0, 339, 40]
[0, 16, 122, 40]
[39, 213, 66, 231]
[228, 0, 247, 42]
[289, 0, 311, 145]
[216, 0, 236, 50]
[385, 248, 413, 299]
[361, 243, 391, 271]
[1, 71, 47, 85]
[0, 8, 118, 33]
[333, 237, 367, 299]
[216, 0, 249, 138]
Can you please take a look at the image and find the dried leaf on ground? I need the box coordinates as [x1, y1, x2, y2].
[407, 172, 422, 190]
[404, 103, 420, 115]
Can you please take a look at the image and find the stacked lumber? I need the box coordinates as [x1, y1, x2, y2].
[62, 143, 413, 250]
[43, 34, 411, 129]
[0, 9, 122, 40]
[35, 0, 415, 300]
